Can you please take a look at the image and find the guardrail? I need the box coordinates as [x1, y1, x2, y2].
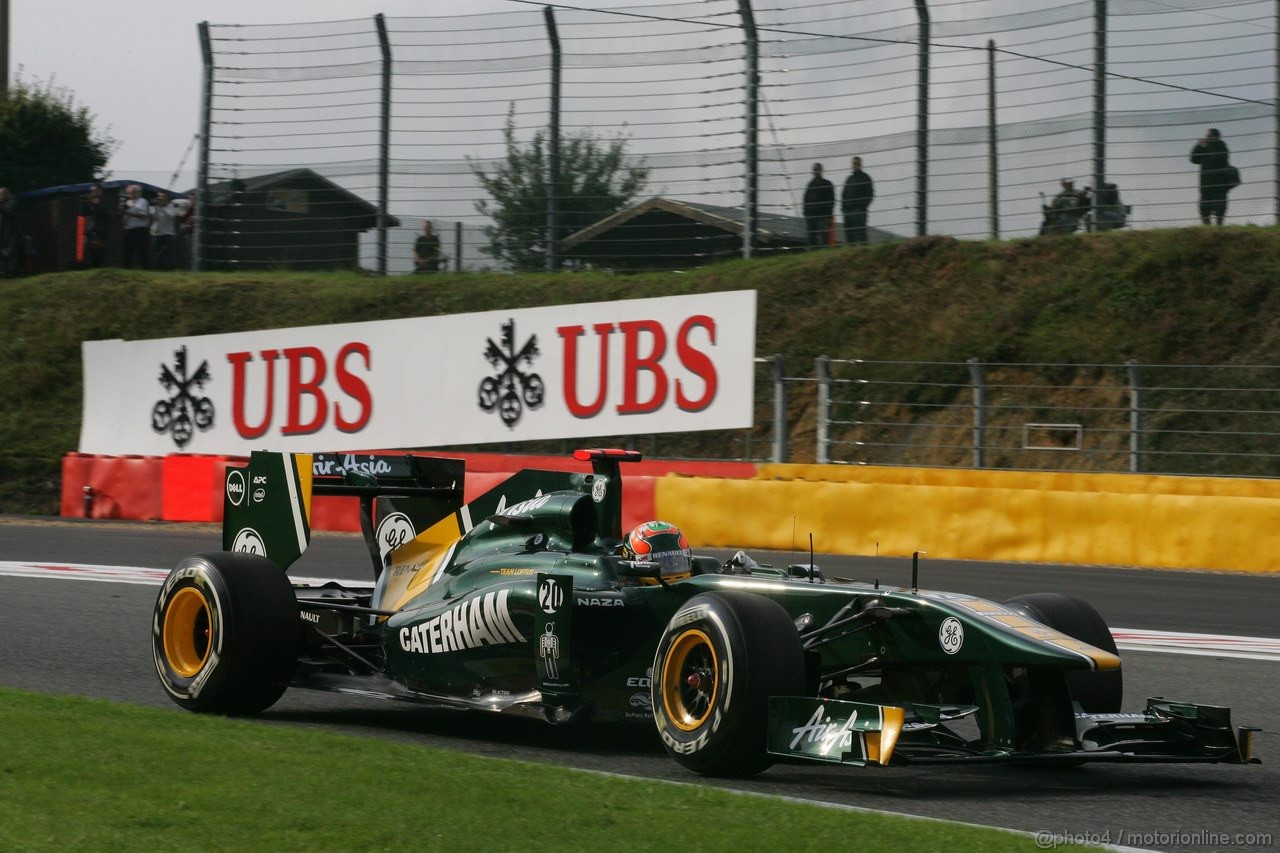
[808, 357, 1280, 477]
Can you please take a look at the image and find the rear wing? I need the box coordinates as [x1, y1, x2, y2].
[222, 451, 464, 572]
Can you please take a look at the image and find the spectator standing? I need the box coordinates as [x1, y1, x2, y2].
[77, 184, 111, 268]
[802, 163, 835, 248]
[176, 190, 196, 269]
[0, 188, 21, 277]
[413, 220, 443, 272]
[121, 185, 151, 268]
[151, 191, 179, 269]
[841, 156, 875, 244]
[1190, 128, 1232, 226]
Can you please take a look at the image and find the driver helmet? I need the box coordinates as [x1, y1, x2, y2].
[622, 520, 693, 581]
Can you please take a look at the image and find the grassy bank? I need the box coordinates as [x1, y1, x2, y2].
[3, 227, 1279, 513]
[0, 688, 1073, 851]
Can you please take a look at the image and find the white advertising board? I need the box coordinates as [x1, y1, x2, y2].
[79, 290, 757, 456]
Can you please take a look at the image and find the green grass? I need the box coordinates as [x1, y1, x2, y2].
[4, 226, 1280, 512]
[0, 687, 1080, 852]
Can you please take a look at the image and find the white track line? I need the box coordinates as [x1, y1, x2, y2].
[2, 560, 1276, 661]
[0, 560, 357, 589]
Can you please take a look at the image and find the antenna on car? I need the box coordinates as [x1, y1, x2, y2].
[808, 532, 815, 583]
[790, 516, 797, 565]
[911, 550, 926, 593]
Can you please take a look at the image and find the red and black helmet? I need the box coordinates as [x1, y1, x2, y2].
[622, 520, 693, 581]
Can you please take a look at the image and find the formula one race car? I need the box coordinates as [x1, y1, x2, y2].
[152, 449, 1259, 776]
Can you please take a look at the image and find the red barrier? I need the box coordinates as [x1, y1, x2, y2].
[162, 454, 248, 523]
[63, 450, 736, 531]
[309, 495, 362, 533]
[61, 453, 164, 520]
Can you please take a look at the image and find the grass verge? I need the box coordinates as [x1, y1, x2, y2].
[0, 687, 1081, 851]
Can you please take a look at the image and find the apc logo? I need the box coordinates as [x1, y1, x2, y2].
[226, 470, 246, 507]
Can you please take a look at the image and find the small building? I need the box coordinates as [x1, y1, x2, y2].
[17, 179, 173, 274]
[560, 196, 897, 270]
[203, 168, 398, 270]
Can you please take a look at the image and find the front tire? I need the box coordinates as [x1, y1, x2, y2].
[1004, 592, 1123, 713]
[152, 552, 299, 714]
[651, 591, 805, 777]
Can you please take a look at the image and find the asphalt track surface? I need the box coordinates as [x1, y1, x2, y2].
[2, 518, 1277, 852]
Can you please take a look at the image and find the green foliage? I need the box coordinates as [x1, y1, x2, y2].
[0, 74, 116, 193]
[470, 104, 648, 271]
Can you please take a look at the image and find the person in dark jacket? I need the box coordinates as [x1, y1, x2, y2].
[78, 184, 111, 268]
[0, 188, 21, 277]
[1190, 128, 1232, 225]
[802, 163, 835, 248]
[841, 156, 875, 244]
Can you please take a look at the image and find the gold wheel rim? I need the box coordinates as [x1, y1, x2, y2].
[661, 628, 718, 732]
[163, 587, 211, 677]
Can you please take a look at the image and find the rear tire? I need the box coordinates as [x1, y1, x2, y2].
[1004, 592, 1122, 713]
[152, 551, 300, 714]
[651, 591, 805, 777]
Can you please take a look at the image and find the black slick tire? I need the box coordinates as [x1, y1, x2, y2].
[152, 551, 300, 714]
[651, 591, 805, 777]
[1004, 592, 1123, 713]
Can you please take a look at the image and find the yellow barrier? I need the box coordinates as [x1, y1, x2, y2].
[657, 466, 1280, 573]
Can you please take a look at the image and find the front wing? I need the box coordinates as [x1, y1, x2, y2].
[766, 697, 1260, 766]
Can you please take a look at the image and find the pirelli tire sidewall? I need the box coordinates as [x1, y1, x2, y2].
[152, 551, 300, 714]
[651, 590, 805, 777]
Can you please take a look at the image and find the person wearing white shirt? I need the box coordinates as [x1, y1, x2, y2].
[151, 191, 178, 269]
[121, 184, 151, 269]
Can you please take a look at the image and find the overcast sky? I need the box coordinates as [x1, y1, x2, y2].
[10, 0, 526, 187]
[10, 0, 1272, 261]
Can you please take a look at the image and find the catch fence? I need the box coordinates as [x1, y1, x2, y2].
[196, 0, 1280, 273]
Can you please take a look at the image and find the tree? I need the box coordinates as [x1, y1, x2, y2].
[0, 75, 116, 193]
[471, 106, 648, 271]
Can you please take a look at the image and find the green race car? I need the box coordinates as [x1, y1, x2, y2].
[152, 449, 1259, 776]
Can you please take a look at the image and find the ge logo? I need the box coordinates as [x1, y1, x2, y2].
[231, 528, 266, 556]
[939, 617, 964, 655]
[375, 512, 416, 562]
[591, 479, 606, 503]
[539, 578, 564, 614]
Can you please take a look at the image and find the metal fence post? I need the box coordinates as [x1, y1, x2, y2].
[816, 355, 831, 464]
[374, 14, 391, 276]
[914, 0, 930, 237]
[988, 40, 998, 240]
[454, 221, 463, 272]
[544, 6, 561, 272]
[196, 21, 213, 272]
[770, 354, 786, 463]
[1093, 0, 1107, 231]
[1126, 359, 1143, 473]
[739, 0, 758, 259]
[968, 357, 986, 468]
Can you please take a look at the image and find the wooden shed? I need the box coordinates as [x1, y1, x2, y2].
[561, 196, 897, 271]
[203, 168, 398, 271]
